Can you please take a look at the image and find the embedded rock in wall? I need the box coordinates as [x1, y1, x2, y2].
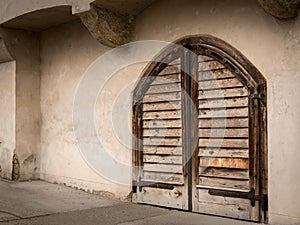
[257, 0, 300, 19]
[79, 6, 135, 47]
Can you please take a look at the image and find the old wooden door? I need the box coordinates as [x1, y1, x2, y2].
[132, 36, 268, 223]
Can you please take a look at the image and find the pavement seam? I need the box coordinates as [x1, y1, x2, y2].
[0, 210, 22, 219]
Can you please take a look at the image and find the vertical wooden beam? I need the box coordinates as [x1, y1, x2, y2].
[249, 91, 260, 221]
[190, 52, 199, 213]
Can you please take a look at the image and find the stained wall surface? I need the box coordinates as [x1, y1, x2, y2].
[6, 0, 300, 224]
[0, 61, 15, 180]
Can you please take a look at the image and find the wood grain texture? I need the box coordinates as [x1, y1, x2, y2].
[199, 118, 249, 128]
[199, 167, 249, 179]
[200, 158, 249, 169]
[199, 128, 248, 138]
[198, 87, 248, 99]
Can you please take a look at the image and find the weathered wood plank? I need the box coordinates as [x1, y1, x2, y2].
[200, 158, 249, 169]
[197, 201, 251, 220]
[199, 60, 225, 71]
[198, 189, 250, 205]
[144, 128, 182, 137]
[143, 171, 184, 183]
[143, 137, 182, 146]
[199, 167, 249, 179]
[146, 83, 181, 94]
[143, 92, 181, 103]
[158, 65, 180, 75]
[198, 55, 213, 61]
[199, 177, 249, 190]
[143, 146, 182, 155]
[199, 128, 248, 138]
[199, 139, 249, 149]
[199, 118, 248, 128]
[169, 58, 181, 65]
[143, 110, 181, 120]
[143, 154, 182, 164]
[199, 69, 235, 81]
[143, 163, 182, 173]
[143, 101, 181, 111]
[143, 119, 182, 128]
[199, 97, 248, 109]
[199, 107, 248, 118]
[198, 87, 249, 99]
[199, 78, 243, 90]
[199, 148, 249, 158]
[151, 74, 181, 85]
[137, 186, 184, 209]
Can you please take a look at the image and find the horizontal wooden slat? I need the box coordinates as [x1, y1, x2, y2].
[143, 92, 181, 103]
[199, 107, 248, 118]
[143, 137, 182, 146]
[143, 119, 182, 128]
[143, 110, 181, 120]
[144, 128, 182, 137]
[143, 101, 181, 111]
[158, 65, 180, 75]
[197, 201, 251, 220]
[200, 158, 249, 169]
[199, 148, 249, 158]
[146, 83, 181, 94]
[143, 146, 182, 155]
[198, 55, 213, 61]
[199, 118, 248, 128]
[199, 128, 248, 138]
[143, 163, 182, 173]
[199, 69, 235, 81]
[199, 60, 225, 71]
[169, 58, 181, 65]
[199, 97, 248, 109]
[199, 139, 248, 148]
[198, 189, 250, 205]
[199, 177, 249, 190]
[199, 167, 249, 180]
[143, 155, 182, 164]
[199, 87, 249, 99]
[151, 74, 181, 85]
[143, 171, 184, 183]
[137, 186, 183, 209]
[199, 78, 243, 90]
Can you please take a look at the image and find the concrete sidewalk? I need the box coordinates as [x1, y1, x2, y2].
[0, 180, 259, 225]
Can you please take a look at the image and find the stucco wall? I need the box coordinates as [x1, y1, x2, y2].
[0, 28, 41, 180]
[39, 19, 133, 198]
[0, 61, 15, 180]
[37, 0, 300, 223]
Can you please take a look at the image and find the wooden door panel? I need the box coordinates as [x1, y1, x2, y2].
[135, 57, 186, 210]
[196, 54, 260, 221]
[133, 40, 267, 222]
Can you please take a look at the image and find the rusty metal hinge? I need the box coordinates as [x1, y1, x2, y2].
[208, 188, 268, 210]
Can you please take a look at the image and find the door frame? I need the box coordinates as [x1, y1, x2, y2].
[132, 35, 268, 223]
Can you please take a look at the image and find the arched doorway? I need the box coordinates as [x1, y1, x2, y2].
[132, 35, 268, 223]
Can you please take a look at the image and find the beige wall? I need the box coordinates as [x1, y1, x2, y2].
[0, 61, 15, 179]
[39, 19, 132, 197]
[0, 28, 41, 180]
[26, 0, 300, 223]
